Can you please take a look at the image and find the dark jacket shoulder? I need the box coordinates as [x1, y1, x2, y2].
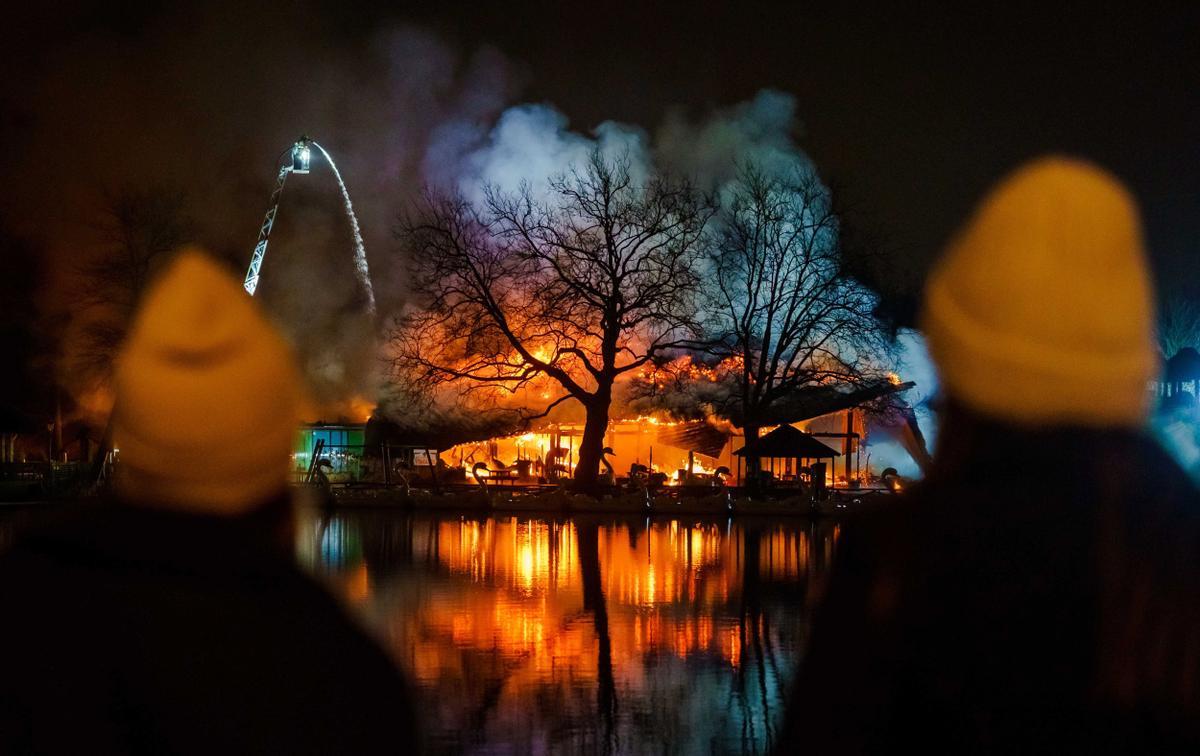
[0, 502, 415, 756]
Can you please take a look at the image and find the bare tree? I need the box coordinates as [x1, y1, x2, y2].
[393, 151, 713, 486]
[73, 185, 195, 381]
[1159, 294, 1200, 359]
[708, 164, 891, 469]
[0, 231, 55, 440]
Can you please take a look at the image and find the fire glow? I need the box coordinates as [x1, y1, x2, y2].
[439, 414, 867, 487]
[442, 415, 734, 487]
[329, 517, 839, 675]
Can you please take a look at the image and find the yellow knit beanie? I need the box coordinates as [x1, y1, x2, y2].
[112, 249, 306, 514]
[920, 156, 1157, 428]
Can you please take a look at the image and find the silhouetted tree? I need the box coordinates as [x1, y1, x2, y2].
[707, 165, 891, 470]
[0, 231, 54, 449]
[74, 185, 195, 382]
[1159, 294, 1200, 359]
[393, 151, 713, 486]
[576, 522, 617, 741]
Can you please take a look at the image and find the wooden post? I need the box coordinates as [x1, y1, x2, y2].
[427, 449, 442, 495]
[54, 390, 63, 461]
[844, 410, 855, 484]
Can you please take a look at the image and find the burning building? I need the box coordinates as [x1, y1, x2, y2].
[292, 423, 367, 484]
[288, 365, 929, 494]
[435, 378, 926, 489]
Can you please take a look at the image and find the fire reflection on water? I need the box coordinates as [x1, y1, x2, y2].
[299, 512, 838, 754]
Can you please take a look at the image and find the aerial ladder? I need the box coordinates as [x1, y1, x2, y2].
[243, 138, 311, 296]
[242, 136, 375, 312]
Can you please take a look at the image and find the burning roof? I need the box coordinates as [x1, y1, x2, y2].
[653, 421, 730, 458]
[364, 413, 524, 451]
[727, 379, 915, 429]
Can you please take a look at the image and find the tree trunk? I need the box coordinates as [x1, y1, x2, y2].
[740, 522, 763, 626]
[572, 386, 612, 489]
[577, 522, 617, 734]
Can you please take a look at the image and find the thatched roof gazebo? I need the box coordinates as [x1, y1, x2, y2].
[734, 424, 839, 487]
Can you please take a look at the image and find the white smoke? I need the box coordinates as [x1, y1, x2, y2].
[426, 105, 650, 204]
[864, 329, 940, 478]
[424, 88, 814, 203]
[656, 89, 817, 189]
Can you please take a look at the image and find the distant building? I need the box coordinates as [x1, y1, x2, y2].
[293, 423, 365, 483]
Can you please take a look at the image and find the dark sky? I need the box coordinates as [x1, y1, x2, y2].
[5, 1, 1199, 322]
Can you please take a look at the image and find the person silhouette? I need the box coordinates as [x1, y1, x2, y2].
[0, 250, 416, 754]
[779, 158, 1200, 752]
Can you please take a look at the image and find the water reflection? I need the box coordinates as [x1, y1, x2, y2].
[298, 511, 838, 754]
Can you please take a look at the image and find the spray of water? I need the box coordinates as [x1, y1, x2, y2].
[312, 140, 376, 314]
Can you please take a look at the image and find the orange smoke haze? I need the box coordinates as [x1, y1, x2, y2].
[306, 394, 376, 424]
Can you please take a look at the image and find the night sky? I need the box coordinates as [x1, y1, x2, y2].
[3, 1, 1198, 322]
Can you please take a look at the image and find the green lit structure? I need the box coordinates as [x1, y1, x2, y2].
[293, 423, 366, 483]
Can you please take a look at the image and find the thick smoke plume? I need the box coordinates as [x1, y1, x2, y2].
[423, 88, 812, 202]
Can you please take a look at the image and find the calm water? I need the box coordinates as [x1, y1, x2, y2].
[296, 510, 839, 755]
